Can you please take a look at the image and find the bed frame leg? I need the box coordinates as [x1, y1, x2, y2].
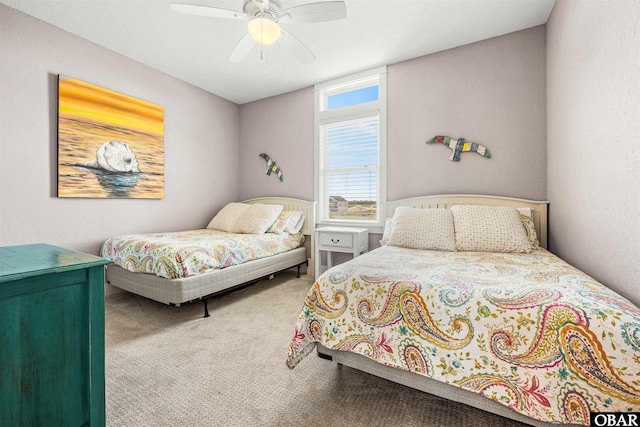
[296, 259, 308, 278]
[203, 298, 210, 318]
[317, 352, 333, 361]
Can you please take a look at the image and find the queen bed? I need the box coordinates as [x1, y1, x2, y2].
[286, 194, 640, 426]
[103, 197, 315, 316]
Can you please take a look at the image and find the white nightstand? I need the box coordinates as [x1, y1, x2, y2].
[315, 226, 369, 278]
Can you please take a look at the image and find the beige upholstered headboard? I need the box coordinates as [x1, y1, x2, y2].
[386, 194, 549, 249]
[243, 197, 316, 275]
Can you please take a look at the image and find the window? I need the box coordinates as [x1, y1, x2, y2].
[314, 67, 387, 228]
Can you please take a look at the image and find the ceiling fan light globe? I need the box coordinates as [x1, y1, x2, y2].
[248, 17, 281, 45]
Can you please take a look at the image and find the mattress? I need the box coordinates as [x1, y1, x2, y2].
[101, 228, 305, 279]
[106, 246, 306, 305]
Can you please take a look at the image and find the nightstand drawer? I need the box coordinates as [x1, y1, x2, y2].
[319, 233, 353, 249]
[315, 226, 369, 278]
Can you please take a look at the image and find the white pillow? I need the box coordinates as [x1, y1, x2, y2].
[207, 203, 250, 232]
[387, 207, 456, 251]
[450, 205, 531, 253]
[285, 211, 305, 233]
[379, 218, 392, 245]
[231, 203, 283, 234]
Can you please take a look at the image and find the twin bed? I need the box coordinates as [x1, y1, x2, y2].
[103, 197, 315, 316]
[285, 194, 640, 427]
[100, 193, 640, 426]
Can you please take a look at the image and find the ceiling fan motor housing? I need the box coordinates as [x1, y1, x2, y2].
[244, 0, 281, 20]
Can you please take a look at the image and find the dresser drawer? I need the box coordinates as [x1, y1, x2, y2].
[319, 233, 353, 249]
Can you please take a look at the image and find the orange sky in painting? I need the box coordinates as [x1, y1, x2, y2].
[58, 76, 164, 136]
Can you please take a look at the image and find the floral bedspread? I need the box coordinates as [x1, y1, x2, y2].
[286, 245, 640, 425]
[101, 229, 305, 279]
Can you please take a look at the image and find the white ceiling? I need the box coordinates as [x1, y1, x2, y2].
[1, 0, 555, 104]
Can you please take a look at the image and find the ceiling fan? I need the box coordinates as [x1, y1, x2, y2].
[171, 0, 347, 64]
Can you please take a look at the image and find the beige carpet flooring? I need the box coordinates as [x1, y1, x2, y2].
[105, 271, 528, 427]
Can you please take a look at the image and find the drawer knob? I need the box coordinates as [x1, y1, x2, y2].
[331, 238, 340, 243]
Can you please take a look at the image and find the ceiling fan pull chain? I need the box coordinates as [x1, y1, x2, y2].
[258, 16, 269, 74]
[262, 45, 269, 75]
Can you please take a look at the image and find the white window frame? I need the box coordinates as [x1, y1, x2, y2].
[314, 66, 387, 233]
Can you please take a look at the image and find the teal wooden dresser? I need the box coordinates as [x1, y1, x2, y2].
[0, 244, 111, 426]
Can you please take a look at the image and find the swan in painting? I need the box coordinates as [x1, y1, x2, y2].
[77, 140, 141, 173]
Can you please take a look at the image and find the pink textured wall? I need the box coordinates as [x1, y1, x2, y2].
[0, 5, 240, 259]
[547, 0, 640, 305]
[238, 88, 314, 201]
[387, 26, 547, 201]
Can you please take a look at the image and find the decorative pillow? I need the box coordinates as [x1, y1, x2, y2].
[379, 218, 392, 246]
[450, 205, 532, 253]
[517, 207, 541, 250]
[206, 202, 250, 232]
[267, 210, 305, 234]
[285, 211, 305, 233]
[231, 203, 283, 234]
[387, 207, 456, 251]
[267, 210, 293, 234]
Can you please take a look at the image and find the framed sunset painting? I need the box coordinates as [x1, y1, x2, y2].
[57, 75, 164, 198]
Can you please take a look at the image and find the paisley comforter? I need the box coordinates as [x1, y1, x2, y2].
[101, 229, 305, 279]
[286, 245, 640, 425]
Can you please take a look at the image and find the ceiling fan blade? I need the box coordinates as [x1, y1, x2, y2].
[229, 33, 256, 63]
[280, 1, 346, 24]
[170, 3, 246, 20]
[279, 29, 316, 64]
